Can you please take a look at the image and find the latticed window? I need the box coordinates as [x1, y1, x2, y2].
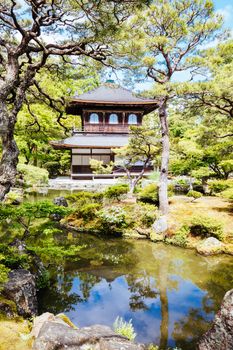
[89, 113, 99, 123]
[109, 113, 119, 124]
[128, 114, 137, 124]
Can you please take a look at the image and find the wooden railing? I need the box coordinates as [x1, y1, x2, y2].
[73, 124, 130, 134]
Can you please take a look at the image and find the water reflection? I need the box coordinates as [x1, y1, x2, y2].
[38, 240, 233, 349]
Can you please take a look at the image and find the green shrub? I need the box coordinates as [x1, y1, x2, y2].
[138, 203, 157, 227]
[66, 191, 103, 206]
[189, 215, 224, 240]
[186, 190, 202, 201]
[113, 316, 136, 341]
[138, 183, 158, 204]
[166, 226, 189, 247]
[220, 188, 233, 201]
[98, 206, 129, 234]
[17, 163, 49, 187]
[4, 191, 23, 204]
[104, 184, 129, 201]
[208, 179, 231, 194]
[138, 183, 174, 205]
[78, 203, 101, 221]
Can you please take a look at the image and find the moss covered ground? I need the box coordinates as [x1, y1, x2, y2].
[0, 319, 32, 350]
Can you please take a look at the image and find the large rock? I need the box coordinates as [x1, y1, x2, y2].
[152, 216, 168, 234]
[197, 237, 224, 256]
[3, 269, 37, 317]
[197, 289, 233, 350]
[33, 314, 145, 350]
[53, 196, 68, 207]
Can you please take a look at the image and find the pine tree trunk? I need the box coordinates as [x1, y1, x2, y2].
[158, 100, 169, 215]
[0, 111, 19, 201]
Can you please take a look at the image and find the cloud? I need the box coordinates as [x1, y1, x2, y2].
[216, 5, 233, 25]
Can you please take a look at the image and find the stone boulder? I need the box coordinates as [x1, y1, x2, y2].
[196, 237, 224, 256]
[152, 216, 168, 234]
[32, 314, 145, 350]
[3, 269, 37, 317]
[53, 196, 68, 207]
[197, 289, 233, 350]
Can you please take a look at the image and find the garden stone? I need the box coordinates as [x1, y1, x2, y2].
[3, 269, 37, 317]
[53, 196, 68, 207]
[33, 318, 145, 350]
[197, 289, 233, 350]
[197, 237, 224, 256]
[152, 216, 168, 234]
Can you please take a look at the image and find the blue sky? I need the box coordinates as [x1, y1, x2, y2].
[214, 0, 233, 34]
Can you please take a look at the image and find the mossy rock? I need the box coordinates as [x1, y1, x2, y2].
[56, 313, 78, 329]
[196, 237, 224, 256]
[0, 296, 17, 318]
[150, 232, 164, 242]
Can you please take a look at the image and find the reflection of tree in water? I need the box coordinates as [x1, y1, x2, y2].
[38, 270, 82, 314]
[77, 272, 102, 300]
[38, 238, 233, 350]
[127, 273, 158, 311]
[172, 259, 233, 350]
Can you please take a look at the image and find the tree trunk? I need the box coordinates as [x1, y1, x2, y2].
[158, 99, 169, 216]
[0, 110, 19, 201]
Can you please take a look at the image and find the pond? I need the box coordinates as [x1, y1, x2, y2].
[37, 235, 233, 350]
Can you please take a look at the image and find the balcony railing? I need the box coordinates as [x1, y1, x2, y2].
[73, 124, 130, 134]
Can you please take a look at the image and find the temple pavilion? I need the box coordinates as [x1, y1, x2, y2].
[51, 85, 159, 179]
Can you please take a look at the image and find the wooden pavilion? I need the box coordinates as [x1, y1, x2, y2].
[51, 85, 159, 179]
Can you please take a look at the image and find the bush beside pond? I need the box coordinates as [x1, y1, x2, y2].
[17, 163, 49, 187]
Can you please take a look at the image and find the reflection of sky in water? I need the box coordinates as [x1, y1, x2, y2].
[66, 274, 211, 346]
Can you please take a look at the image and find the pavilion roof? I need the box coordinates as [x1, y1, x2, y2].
[73, 86, 155, 103]
[50, 133, 129, 149]
[66, 85, 159, 115]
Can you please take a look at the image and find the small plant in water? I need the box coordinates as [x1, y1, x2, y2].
[113, 316, 136, 341]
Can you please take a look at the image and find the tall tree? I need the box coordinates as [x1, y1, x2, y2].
[0, 0, 147, 201]
[123, 0, 222, 228]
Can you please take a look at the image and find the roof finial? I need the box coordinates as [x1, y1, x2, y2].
[105, 72, 115, 84]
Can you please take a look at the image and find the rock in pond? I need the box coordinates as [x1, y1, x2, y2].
[197, 289, 233, 350]
[3, 269, 37, 317]
[53, 196, 68, 207]
[197, 237, 224, 256]
[32, 313, 145, 350]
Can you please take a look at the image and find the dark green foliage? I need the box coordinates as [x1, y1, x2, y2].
[208, 180, 231, 194]
[189, 216, 224, 240]
[36, 269, 51, 289]
[0, 201, 72, 224]
[0, 244, 32, 271]
[104, 184, 129, 201]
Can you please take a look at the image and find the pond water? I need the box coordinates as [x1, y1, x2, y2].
[38, 235, 233, 349]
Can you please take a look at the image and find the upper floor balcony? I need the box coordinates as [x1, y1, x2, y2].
[73, 123, 130, 134]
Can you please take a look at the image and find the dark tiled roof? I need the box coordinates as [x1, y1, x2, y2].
[73, 86, 154, 103]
